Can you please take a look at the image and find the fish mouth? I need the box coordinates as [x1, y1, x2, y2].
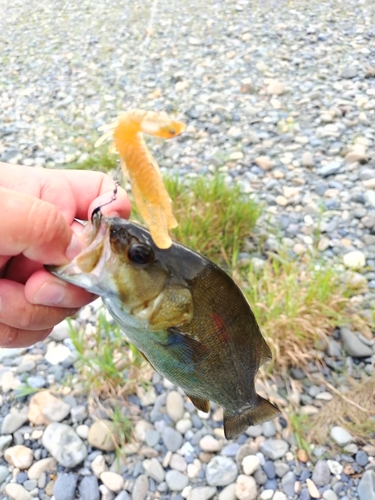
[46, 210, 113, 293]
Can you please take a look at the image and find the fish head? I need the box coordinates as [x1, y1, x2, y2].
[47, 212, 194, 330]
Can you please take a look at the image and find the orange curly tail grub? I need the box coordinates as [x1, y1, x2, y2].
[97, 109, 186, 249]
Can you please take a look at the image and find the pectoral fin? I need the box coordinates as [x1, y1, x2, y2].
[186, 394, 210, 413]
[164, 328, 208, 365]
[224, 396, 280, 440]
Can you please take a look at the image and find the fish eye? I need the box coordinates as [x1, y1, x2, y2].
[127, 244, 154, 265]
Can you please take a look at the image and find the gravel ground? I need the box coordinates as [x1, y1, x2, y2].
[1, 0, 375, 499]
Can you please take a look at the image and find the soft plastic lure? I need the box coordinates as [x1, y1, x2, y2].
[95, 109, 186, 249]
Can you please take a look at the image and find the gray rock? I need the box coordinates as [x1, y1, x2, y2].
[358, 470, 375, 500]
[188, 486, 217, 500]
[206, 456, 238, 486]
[326, 339, 342, 358]
[359, 167, 375, 181]
[143, 458, 165, 482]
[42, 423, 87, 467]
[53, 473, 78, 500]
[260, 439, 289, 460]
[312, 460, 331, 487]
[165, 470, 189, 491]
[27, 376, 46, 388]
[1, 412, 28, 434]
[0, 435, 12, 456]
[274, 461, 290, 478]
[79, 476, 100, 500]
[318, 161, 342, 177]
[145, 429, 160, 447]
[70, 405, 87, 423]
[114, 492, 132, 500]
[162, 427, 183, 452]
[340, 66, 358, 79]
[0, 464, 9, 484]
[23, 480, 37, 491]
[301, 151, 314, 168]
[340, 328, 373, 357]
[132, 474, 149, 500]
[262, 421, 276, 438]
[42, 398, 71, 423]
[356, 450, 369, 467]
[281, 471, 296, 496]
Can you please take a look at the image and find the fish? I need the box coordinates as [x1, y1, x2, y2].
[47, 212, 280, 439]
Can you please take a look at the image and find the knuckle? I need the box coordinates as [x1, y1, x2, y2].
[27, 201, 65, 246]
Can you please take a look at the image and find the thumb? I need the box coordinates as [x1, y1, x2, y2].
[0, 187, 82, 265]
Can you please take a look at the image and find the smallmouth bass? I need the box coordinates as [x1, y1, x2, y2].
[47, 212, 280, 439]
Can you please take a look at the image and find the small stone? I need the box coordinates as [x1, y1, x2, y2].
[162, 427, 183, 452]
[4, 445, 33, 469]
[100, 472, 124, 492]
[0, 464, 9, 484]
[187, 486, 217, 500]
[358, 470, 375, 500]
[0, 435, 12, 455]
[45, 344, 72, 365]
[274, 462, 289, 478]
[165, 470, 189, 491]
[322, 490, 338, 500]
[242, 455, 260, 475]
[54, 473, 78, 500]
[318, 161, 342, 177]
[88, 419, 116, 451]
[42, 422, 87, 467]
[297, 449, 309, 463]
[260, 439, 289, 460]
[282, 471, 296, 496]
[273, 493, 287, 500]
[1, 412, 29, 434]
[356, 450, 369, 466]
[218, 484, 236, 500]
[143, 458, 165, 482]
[28, 457, 56, 479]
[199, 435, 221, 452]
[206, 456, 238, 486]
[23, 479, 37, 491]
[343, 251, 366, 269]
[91, 455, 108, 477]
[170, 453, 187, 472]
[235, 474, 257, 500]
[341, 66, 357, 79]
[266, 80, 286, 95]
[260, 491, 274, 500]
[50, 320, 71, 341]
[301, 151, 314, 167]
[306, 478, 321, 498]
[276, 195, 288, 207]
[176, 419, 192, 434]
[327, 460, 342, 475]
[76, 424, 90, 439]
[254, 156, 273, 171]
[132, 474, 149, 500]
[134, 420, 154, 442]
[4, 483, 32, 500]
[339, 328, 373, 358]
[28, 391, 70, 425]
[78, 475, 100, 500]
[312, 460, 331, 486]
[70, 405, 87, 423]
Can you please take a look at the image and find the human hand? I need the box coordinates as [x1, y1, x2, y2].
[0, 163, 131, 348]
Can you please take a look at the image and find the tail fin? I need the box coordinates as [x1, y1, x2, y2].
[224, 396, 281, 440]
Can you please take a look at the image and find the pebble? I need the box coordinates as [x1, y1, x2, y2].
[54, 473, 78, 500]
[78, 475, 100, 500]
[143, 458, 165, 482]
[356, 450, 369, 467]
[4, 445, 33, 469]
[28, 391, 70, 425]
[199, 435, 221, 453]
[28, 457, 57, 480]
[306, 478, 321, 499]
[327, 460, 343, 475]
[45, 344, 72, 365]
[312, 460, 331, 486]
[132, 474, 149, 500]
[358, 470, 375, 500]
[91, 454, 108, 477]
[4, 483, 32, 500]
[187, 486, 217, 500]
[88, 419, 117, 451]
[42, 422, 87, 467]
[165, 470, 189, 491]
[235, 474, 257, 500]
[242, 455, 260, 475]
[0, 465, 9, 484]
[330, 426, 354, 446]
[166, 391, 185, 422]
[281, 471, 296, 496]
[162, 427, 183, 452]
[206, 456, 238, 486]
[100, 471, 125, 492]
[1, 411, 29, 434]
[260, 440, 289, 460]
[343, 250, 366, 269]
[323, 491, 338, 500]
[340, 328, 373, 357]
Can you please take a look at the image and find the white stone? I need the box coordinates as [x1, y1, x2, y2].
[330, 426, 353, 446]
[100, 471, 124, 492]
[235, 474, 257, 500]
[28, 458, 57, 480]
[343, 251, 366, 269]
[45, 344, 71, 365]
[218, 483, 236, 500]
[166, 391, 185, 422]
[4, 445, 33, 469]
[199, 435, 221, 452]
[187, 486, 217, 500]
[143, 457, 165, 482]
[242, 455, 260, 475]
[327, 460, 343, 475]
[91, 454, 108, 477]
[5, 483, 32, 500]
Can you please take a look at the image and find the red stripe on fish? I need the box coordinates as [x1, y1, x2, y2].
[211, 312, 229, 343]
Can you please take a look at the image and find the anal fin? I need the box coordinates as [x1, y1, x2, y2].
[187, 394, 210, 413]
[224, 396, 280, 440]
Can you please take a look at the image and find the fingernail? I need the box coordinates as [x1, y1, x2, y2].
[33, 282, 66, 305]
[66, 233, 83, 261]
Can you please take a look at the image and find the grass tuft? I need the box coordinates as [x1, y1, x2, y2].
[242, 252, 370, 371]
